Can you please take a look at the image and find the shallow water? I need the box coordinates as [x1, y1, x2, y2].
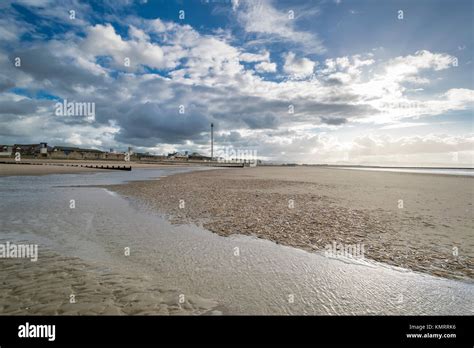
[0, 168, 472, 315]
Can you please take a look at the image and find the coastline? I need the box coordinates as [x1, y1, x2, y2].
[108, 166, 474, 281]
[0, 161, 194, 177]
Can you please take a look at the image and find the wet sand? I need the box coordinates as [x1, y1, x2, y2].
[0, 243, 219, 315]
[109, 166, 474, 281]
[0, 163, 104, 176]
[0, 161, 189, 177]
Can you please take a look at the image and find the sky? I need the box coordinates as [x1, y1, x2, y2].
[0, 0, 472, 166]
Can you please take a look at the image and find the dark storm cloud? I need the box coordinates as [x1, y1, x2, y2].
[209, 96, 285, 130]
[207, 92, 375, 130]
[320, 116, 348, 125]
[242, 113, 280, 129]
[0, 98, 39, 115]
[10, 47, 106, 92]
[324, 77, 345, 86]
[215, 131, 242, 143]
[0, 75, 15, 92]
[114, 102, 211, 146]
[293, 101, 375, 125]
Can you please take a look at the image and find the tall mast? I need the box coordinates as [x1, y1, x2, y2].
[211, 123, 214, 160]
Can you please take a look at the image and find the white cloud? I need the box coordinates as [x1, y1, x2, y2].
[129, 25, 150, 42]
[282, 52, 316, 78]
[383, 50, 455, 83]
[239, 50, 270, 63]
[232, 0, 240, 11]
[379, 122, 428, 130]
[81, 24, 180, 71]
[235, 0, 325, 53]
[443, 88, 474, 103]
[318, 54, 374, 84]
[255, 61, 277, 73]
[150, 18, 168, 33]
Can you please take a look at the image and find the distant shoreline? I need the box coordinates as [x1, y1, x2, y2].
[0, 161, 190, 177]
[262, 164, 474, 170]
[328, 165, 474, 170]
[261, 164, 474, 177]
[328, 166, 474, 177]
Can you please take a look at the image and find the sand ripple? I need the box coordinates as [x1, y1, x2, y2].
[0, 246, 220, 315]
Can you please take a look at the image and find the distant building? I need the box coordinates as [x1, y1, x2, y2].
[13, 144, 41, 156]
[105, 152, 125, 160]
[138, 154, 167, 161]
[0, 145, 13, 157]
[51, 146, 82, 159]
[6, 143, 53, 158]
[39, 143, 48, 157]
[51, 146, 105, 160]
[81, 148, 105, 160]
[167, 152, 188, 160]
[188, 152, 212, 161]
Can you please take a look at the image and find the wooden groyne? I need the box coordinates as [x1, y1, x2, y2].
[209, 163, 245, 168]
[0, 161, 132, 171]
[77, 164, 131, 171]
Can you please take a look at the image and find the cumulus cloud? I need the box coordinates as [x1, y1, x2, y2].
[383, 50, 455, 83]
[239, 50, 270, 63]
[255, 61, 277, 73]
[282, 52, 316, 78]
[318, 54, 374, 84]
[81, 24, 173, 71]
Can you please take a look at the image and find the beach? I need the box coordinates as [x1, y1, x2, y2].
[0, 247, 220, 315]
[109, 166, 474, 280]
[0, 165, 472, 315]
[0, 167, 222, 315]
